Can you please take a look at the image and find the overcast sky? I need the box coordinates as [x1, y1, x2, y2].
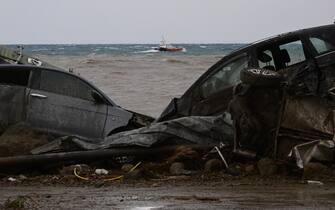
[1, 0, 334, 44]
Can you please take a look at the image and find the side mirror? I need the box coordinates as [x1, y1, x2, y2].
[91, 90, 105, 104]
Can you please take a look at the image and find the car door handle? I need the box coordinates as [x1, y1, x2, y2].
[30, 93, 47, 99]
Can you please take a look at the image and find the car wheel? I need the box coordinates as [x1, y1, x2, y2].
[240, 68, 282, 86]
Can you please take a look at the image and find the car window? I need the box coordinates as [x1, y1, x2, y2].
[258, 50, 276, 70]
[310, 37, 332, 54]
[258, 39, 307, 70]
[40, 70, 94, 101]
[199, 55, 248, 99]
[279, 40, 306, 66]
[309, 33, 335, 55]
[0, 69, 30, 87]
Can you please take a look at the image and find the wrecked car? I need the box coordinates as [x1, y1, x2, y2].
[155, 23, 335, 166]
[0, 45, 61, 69]
[0, 64, 153, 141]
[157, 24, 335, 122]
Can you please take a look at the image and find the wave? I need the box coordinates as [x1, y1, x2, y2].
[162, 58, 189, 64]
[31, 48, 49, 52]
[80, 58, 100, 64]
[135, 49, 159, 53]
[104, 46, 119, 50]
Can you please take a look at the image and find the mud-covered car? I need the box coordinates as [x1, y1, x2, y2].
[0, 65, 153, 141]
[157, 24, 335, 122]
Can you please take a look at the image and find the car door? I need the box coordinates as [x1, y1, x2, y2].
[255, 36, 318, 95]
[0, 67, 31, 128]
[305, 27, 335, 96]
[190, 53, 250, 116]
[26, 69, 108, 140]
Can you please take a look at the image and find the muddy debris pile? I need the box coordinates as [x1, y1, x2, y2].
[1, 142, 334, 186]
[1, 69, 335, 184]
[0, 94, 335, 184]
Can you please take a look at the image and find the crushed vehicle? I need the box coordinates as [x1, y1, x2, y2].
[155, 24, 335, 165]
[157, 24, 335, 122]
[0, 64, 153, 141]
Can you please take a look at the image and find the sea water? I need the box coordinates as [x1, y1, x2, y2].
[5, 44, 246, 117]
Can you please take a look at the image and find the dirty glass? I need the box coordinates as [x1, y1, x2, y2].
[200, 55, 248, 99]
[279, 40, 306, 66]
[310, 37, 335, 55]
[0, 69, 30, 86]
[40, 71, 94, 101]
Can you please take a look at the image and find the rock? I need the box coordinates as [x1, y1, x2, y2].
[244, 164, 257, 175]
[151, 183, 159, 187]
[18, 175, 27, 180]
[204, 159, 223, 172]
[121, 164, 134, 173]
[170, 162, 185, 175]
[59, 164, 91, 176]
[95, 169, 109, 175]
[124, 169, 143, 180]
[303, 162, 328, 179]
[169, 162, 192, 175]
[226, 166, 241, 176]
[168, 146, 201, 169]
[8, 177, 17, 182]
[257, 158, 278, 177]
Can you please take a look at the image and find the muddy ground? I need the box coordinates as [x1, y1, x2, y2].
[0, 130, 334, 209]
[0, 173, 335, 209]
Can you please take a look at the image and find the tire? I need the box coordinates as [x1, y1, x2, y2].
[240, 68, 283, 87]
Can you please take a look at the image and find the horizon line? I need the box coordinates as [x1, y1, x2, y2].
[2, 42, 249, 45]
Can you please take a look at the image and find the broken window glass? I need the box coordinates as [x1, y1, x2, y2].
[200, 55, 248, 98]
[0, 69, 30, 87]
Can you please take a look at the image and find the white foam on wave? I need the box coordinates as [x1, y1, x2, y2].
[135, 49, 159, 53]
[200, 45, 207, 48]
[32, 48, 49, 52]
[104, 46, 119, 50]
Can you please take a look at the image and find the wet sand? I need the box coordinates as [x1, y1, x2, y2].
[1, 180, 334, 209]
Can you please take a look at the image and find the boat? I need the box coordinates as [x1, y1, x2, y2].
[154, 37, 184, 52]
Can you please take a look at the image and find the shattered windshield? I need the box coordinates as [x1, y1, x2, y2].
[200, 55, 248, 98]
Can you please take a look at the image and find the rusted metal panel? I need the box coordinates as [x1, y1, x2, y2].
[280, 96, 334, 136]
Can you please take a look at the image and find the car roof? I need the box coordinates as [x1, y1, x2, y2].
[229, 24, 335, 55]
[0, 64, 117, 106]
[181, 24, 335, 97]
